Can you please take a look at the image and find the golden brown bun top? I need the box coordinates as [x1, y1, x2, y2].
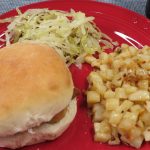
[0, 43, 73, 137]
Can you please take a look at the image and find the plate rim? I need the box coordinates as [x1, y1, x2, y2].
[0, 0, 149, 20]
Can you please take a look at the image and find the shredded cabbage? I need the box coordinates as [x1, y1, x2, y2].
[1, 9, 115, 65]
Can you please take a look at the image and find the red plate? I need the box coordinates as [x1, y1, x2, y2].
[0, 1, 150, 150]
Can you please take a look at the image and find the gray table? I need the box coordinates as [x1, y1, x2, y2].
[0, 0, 147, 16]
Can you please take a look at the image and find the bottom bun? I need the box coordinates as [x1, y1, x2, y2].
[0, 99, 77, 149]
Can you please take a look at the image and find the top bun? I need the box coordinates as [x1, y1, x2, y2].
[0, 43, 73, 137]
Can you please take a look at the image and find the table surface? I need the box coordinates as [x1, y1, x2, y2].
[0, 0, 147, 16]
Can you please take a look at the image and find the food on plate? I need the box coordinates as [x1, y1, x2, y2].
[0, 9, 117, 65]
[1, 6, 149, 149]
[0, 42, 77, 149]
[86, 44, 150, 148]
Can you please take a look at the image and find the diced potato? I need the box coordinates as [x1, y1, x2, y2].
[109, 111, 122, 127]
[145, 101, 150, 112]
[108, 127, 120, 145]
[123, 112, 138, 126]
[86, 43, 150, 148]
[118, 50, 131, 58]
[124, 58, 133, 68]
[136, 54, 150, 63]
[130, 136, 144, 149]
[137, 80, 149, 90]
[106, 98, 119, 111]
[102, 110, 112, 121]
[91, 60, 101, 68]
[104, 90, 115, 99]
[112, 59, 123, 71]
[94, 132, 111, 143]
[112, 73, 123, 87]
[94, 121, 111, 133]
[87, 91, 100, 107]
[92, 103, 104, 122]
[98, 70, 111, 82]
[123, 84, 137, 95]
[137, 120, 144, 129]
[85, 55, 96, 64]
[117, 100, 133, 112]
[100, 52, 109, 64]
[140, 111, 150, 126]
[94, 121, 111, 142]
[121, 135, 144, 149]
[129, 90, 150, 101]
[141, 63, 150, 70]
[88, 71, 103, 85]
[105, 69, 114, 81]
[118, 118, 134, 132]
[115, 88, 127, 99]
[144, 127, 150, 141]
[121, 43, 129, 49]
[130, 104, 144, 115]
[117, 111, 137, 132]
[94, 122, 102, 133]
[129, 46, 137, 56]
[130, 127, 142, 140]
[136, 68, 148, 77]
[94, 82, 107, 96]
[99, 64, 109, 71]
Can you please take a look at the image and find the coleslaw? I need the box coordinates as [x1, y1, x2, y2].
[1, 9, 116, 65]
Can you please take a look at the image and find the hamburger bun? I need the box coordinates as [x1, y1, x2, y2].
[0, 43, 76, 149]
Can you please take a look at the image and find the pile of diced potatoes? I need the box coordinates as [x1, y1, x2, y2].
[85, 44, 150, 148]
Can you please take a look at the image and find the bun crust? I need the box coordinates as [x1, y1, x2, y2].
[0, 99, 77, 149]
[0, 43, 73, 137]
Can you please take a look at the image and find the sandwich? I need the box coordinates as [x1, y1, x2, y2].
[0, 43, 77, 149]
